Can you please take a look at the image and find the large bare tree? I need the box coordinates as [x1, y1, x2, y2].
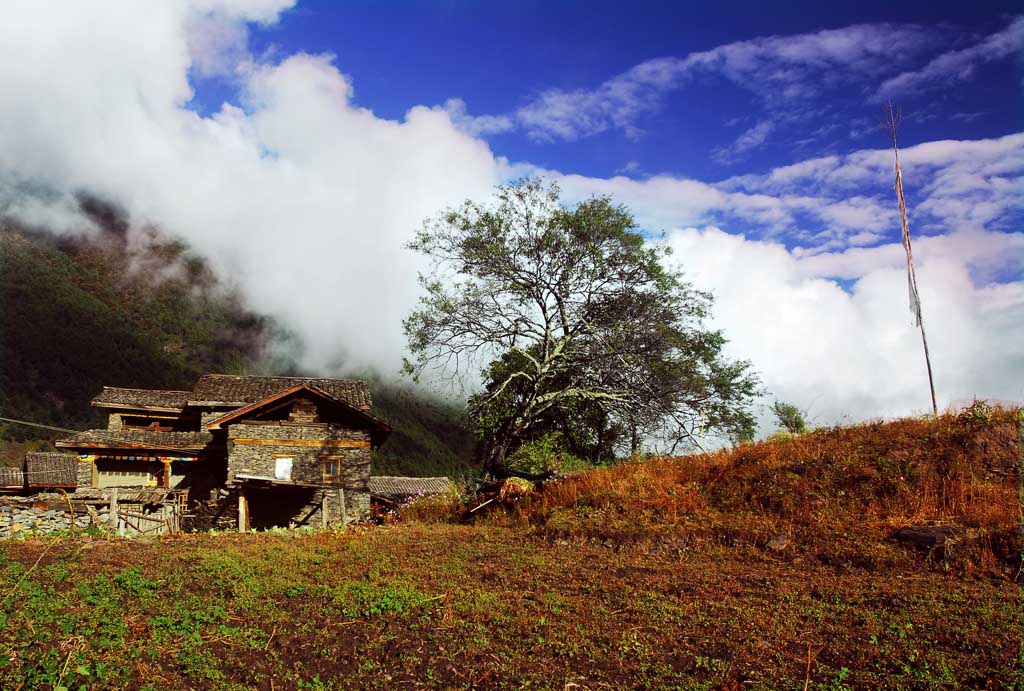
[403, 179, 758, 476]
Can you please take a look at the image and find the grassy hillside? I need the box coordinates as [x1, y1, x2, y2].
[513, 405, 1020, 570]
[0, 409, 1017, 690]
[0, 223, 475, 475]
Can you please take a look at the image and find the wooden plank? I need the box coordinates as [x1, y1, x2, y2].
[232, 438, 369, 448]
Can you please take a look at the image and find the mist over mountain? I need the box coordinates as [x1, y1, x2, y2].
[0, 216, 473, 476]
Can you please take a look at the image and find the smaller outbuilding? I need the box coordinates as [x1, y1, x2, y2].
[368, 476, 456, 505]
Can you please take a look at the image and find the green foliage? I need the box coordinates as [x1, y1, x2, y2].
[0, 225, 269, 435]
[405, 179, 760, 473]
[112, 566, 160, 599]
[959, 398, 993, 424]
[772, 400, 807, 434]
[506, 432, 590, 476]
[177, 648, 225, 681]
[333, 581, 432, 618]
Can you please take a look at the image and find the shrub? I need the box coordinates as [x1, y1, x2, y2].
[507, 433, 590, 476]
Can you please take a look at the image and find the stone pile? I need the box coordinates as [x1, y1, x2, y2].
[0, 498, 77, 537]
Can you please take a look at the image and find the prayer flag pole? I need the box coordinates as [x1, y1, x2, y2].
[885, 102, 938, 417]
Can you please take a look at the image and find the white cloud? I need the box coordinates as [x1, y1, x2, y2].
[720, 133, 1024, 242]
[460, 22, 940, 144]
[543, 132, 1024, 258]
[0, 0, 506, 375]
[186, 10, 254, 78]
[712, 120, 775, 164]
[877, 16, 1024, 100]
[456, 16, 1021, 162]
[440, 98, 515, 137]
[513, 57, 687, 141]
[664, 227, 1024, 428]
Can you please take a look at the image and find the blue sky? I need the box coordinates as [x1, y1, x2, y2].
[0, 0, 1021, 426]
[213, 0, 1023, 185]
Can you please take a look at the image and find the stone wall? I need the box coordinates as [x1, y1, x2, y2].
[76, 459, 93, 488]
[0, 493, 173, 536]
[226, 422, 371, 522]
[201, 410, 229, 426]
[0, 497, 76, 536]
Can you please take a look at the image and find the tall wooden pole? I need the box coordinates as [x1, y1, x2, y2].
[885, 103, 938, 417]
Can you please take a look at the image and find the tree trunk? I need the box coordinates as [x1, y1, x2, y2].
[481, 434, 512, 478]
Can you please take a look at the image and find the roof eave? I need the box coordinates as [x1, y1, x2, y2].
[54, 440, 205, 453]
[91, 402, 186, 413]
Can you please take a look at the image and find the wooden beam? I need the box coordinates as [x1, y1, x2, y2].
[56, 442, 205, 452]
[231, 438, 370, 448]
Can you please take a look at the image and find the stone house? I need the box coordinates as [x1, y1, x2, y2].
[55, 374, 391, 528]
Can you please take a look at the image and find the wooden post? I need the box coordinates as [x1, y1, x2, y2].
[162, 461, 172, 489]
[339, 487, 347, 525]
[238, 488, 248, 533]
[321, 492, 329, 529]
[110, 488, 120, 535]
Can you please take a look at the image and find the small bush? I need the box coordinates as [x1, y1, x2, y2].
[507, 432, 590, 476]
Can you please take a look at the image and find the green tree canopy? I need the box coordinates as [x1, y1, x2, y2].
[403, 179, 759, 476]
[772, 401, 807, 434]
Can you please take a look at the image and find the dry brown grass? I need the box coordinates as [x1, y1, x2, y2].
[506, 407, 1021, 573]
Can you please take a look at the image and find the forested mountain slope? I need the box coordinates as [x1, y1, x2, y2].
[0, 222, 473, 476]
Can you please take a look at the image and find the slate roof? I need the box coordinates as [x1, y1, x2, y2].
[25, 452, 78, 486]
[368, 476, 455, 500]
[91, 387, 192, 411]
[190, 374, 372, 410]
[25, 452, 79, 463]
[205, 383, 391, 433]
[55, 429, 211, 451]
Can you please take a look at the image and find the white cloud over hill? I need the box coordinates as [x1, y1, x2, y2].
[0, 1, 1019, 430]
[0, 0, 506, 372]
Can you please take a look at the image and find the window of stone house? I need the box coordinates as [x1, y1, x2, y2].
[321, 457, 341, 483]
[274, 456, 293, 481]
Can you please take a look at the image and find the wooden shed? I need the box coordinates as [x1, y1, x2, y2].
[369, 476, 456, 503]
